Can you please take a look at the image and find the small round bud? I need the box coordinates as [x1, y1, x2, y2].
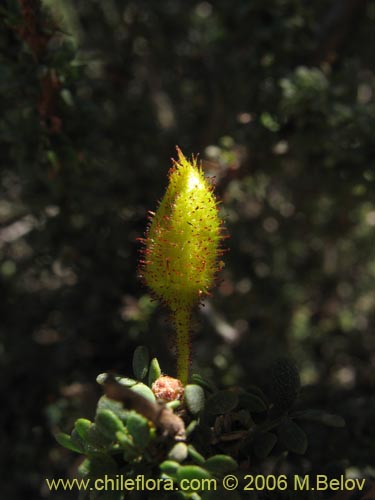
[152, 376, 184, 402]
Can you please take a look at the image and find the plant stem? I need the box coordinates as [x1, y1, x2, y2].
[174, 307, 191, 385]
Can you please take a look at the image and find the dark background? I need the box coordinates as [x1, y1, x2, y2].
[0, 0, 374, 498]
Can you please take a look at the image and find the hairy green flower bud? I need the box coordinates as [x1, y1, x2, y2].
[139, 147, 225, 383]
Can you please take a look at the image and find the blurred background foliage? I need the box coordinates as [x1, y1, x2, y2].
[0, 0, 374, 498]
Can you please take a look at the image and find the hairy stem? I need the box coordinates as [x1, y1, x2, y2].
[173, 307, 191, 385]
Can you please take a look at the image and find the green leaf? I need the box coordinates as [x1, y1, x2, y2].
[85, 454, 118, 476]
[116, 431, 138, 461]
[96, 373, 108, 385]
[168, 442, 188, 462]
[166, 400, 181, 410]
[206, 390, 238, 415]
[186, 420, 198, 436]
[73, 419, 112, 451]
[97, 395, 128, 421]
[95, 409, 126, 440]
[191, 373, 215, 392]
[190, 494, 201, 500]
[277, 418, 308, 454]
[177, 465, 212, 484]
[132, 346, 149, 380]
[148, 357, 162, 386]
[205, 455, 238, 475]
[80, 424, 112, 450]
[98, 373, 137, 387]
[160, 460, 180, 475]
[55, 432, 83, 453]
[253, 432, 277, 459]
[126, 411, 151, 448]
[70, 429, 86, 453]
[185, 384, 205, 414]
[116, 430, 132, 447]
[77, 458, 91, 477]
[186, 445, 204, 465]
[293, 409, 345, 428]
[116, 377, 138, 387]
[130, 382, 156, 403]
[238, 392, 267, 413]
[74, 418, 92, 441]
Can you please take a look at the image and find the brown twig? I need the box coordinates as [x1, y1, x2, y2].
[103, 375, 186, 441]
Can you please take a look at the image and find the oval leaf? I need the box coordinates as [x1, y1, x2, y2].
[191, 373, 215, 392]
[177, 465, 212, 484]
[239, 392, 267, 413]
[168, 442, 188, 463]
[55, 432, 83, 453]
[74, 418, 92, 441]
[277, 418, 308, 455]
[126, 411, 151, 448]
[148, 358, 161, 386]
[253, 432, 277, 459]
[205, 455, 238, 475]
[185, 384, 205, 415]
[206, 390, 238, 415]
[188, 445, 205, 465]
[95, 409, 126, 440]
[132, 346, 149, 380]
[131, 382, 156, 403]
[116, 377, 137, 387]
[160, 460, 180, 475]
